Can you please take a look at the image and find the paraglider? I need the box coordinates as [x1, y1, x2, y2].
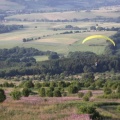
[82, 35, 115, 46]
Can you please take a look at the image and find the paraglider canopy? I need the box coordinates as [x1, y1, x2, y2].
[82, 35, 115, 46]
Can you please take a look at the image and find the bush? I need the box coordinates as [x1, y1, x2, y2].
[10, 90, 21, 100]
[78, 92, 84, 98]
[53, 89, 61, 97]
[77, 104, 101, 119]
[116, 85, 120, 93]
[77, 105, 95, 114]
[24, 80, 34, 88]
[62, 92, 67, 97]
[22, 88, 30, 97]
[46, 89, 53, 97]
[86, 91, 93, 97]
[38, 88, 46, 97]
[104, 87, 112, 95]
[34, 82, 41, 89]
[83, 95, 89, 101]
[117, 105, 120, 112]
[0, 89, 6, 102]
[68, 85, 78, 94]
[100, 93, 120, 99]
[49, 87, 54, 91]
[50, 81, 57, 87]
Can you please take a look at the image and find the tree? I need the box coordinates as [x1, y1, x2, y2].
[68, 85, 78, 94]
[83, 95, 89, 101]
[86, 91, 93, 97]
[77, 105, 95, 114]
[53, 89, 61, 97]
[46, 89, 53, 97]
[48, 52, 59, 60]
[0, 89, 6, 102]
[116, 85, 120, 93]
[24, 80, 34, 88]
[34, 82, 41, 89]
[22, 88, 30, 97]
[104, 87, 112, 95]
[50, 81, 56, 87]
[78, 92, 84, 98]
[39, 88, 45, 97]
[117, 105, 120, 112]
[10, 90, 21, 100]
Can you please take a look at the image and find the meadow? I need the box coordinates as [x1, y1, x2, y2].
[0, 79, 120, 120]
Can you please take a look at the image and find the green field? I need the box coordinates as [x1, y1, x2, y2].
[0, 20, 118, 55]
[5, 9, 120, 20]
[33, 56, 48, 61]
[1, 8, 120, 55]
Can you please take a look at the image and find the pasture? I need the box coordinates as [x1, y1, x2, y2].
[0, 21, 118, 55]
[5, 9, 120, 20]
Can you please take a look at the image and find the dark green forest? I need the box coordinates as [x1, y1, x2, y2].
[0, 30, 120, 78]
[0, 24, 24, 33]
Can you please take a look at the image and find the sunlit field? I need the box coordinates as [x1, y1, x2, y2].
[0, 21, 118, 55]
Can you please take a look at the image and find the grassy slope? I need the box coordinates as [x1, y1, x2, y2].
[0, 21, 118, 55]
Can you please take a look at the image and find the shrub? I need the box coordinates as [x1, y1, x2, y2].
[38, 87, 46, 97]
[22, 88, 30, 97]
[34, 82, 41, 89]
[86, 91, 93, 97]
[77, 105, 95, 114]
[50, 81, 57, 87]
[58, 81, 66, 88]
[78, 92, 84, 98]
[116, 85, 120, 93]
[68, 85, 78, 94]
[49, 87, 54, 91]
[62, 92, 67, 97]
[46, 89, 53, 97]
[83, 95, 89, 101]
[10, 90, 21, 100]
[77, 104, 101, 119]
[117, 105, 120, 112]
[104, 87, 112, 95]
[24, 80, 34, 88]
[0, 89, 6, 102]
[53, 89, 61, 97]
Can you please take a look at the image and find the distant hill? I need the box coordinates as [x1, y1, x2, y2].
[1, 0, 120, 11]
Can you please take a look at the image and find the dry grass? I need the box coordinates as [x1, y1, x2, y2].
[0, 95, 80, 120]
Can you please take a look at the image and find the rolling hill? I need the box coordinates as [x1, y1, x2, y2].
[1, 0, 120, 11]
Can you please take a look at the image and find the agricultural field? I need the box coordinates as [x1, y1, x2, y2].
[0, 21, 118, 55]
[5, 9, 120, 21]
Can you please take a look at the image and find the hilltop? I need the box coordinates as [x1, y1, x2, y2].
[1, 0, 120, 11]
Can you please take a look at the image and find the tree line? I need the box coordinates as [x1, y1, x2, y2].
[0, 24, 24, 33]
[0, 51, 120, 77]
[0, 46, 59, 61]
